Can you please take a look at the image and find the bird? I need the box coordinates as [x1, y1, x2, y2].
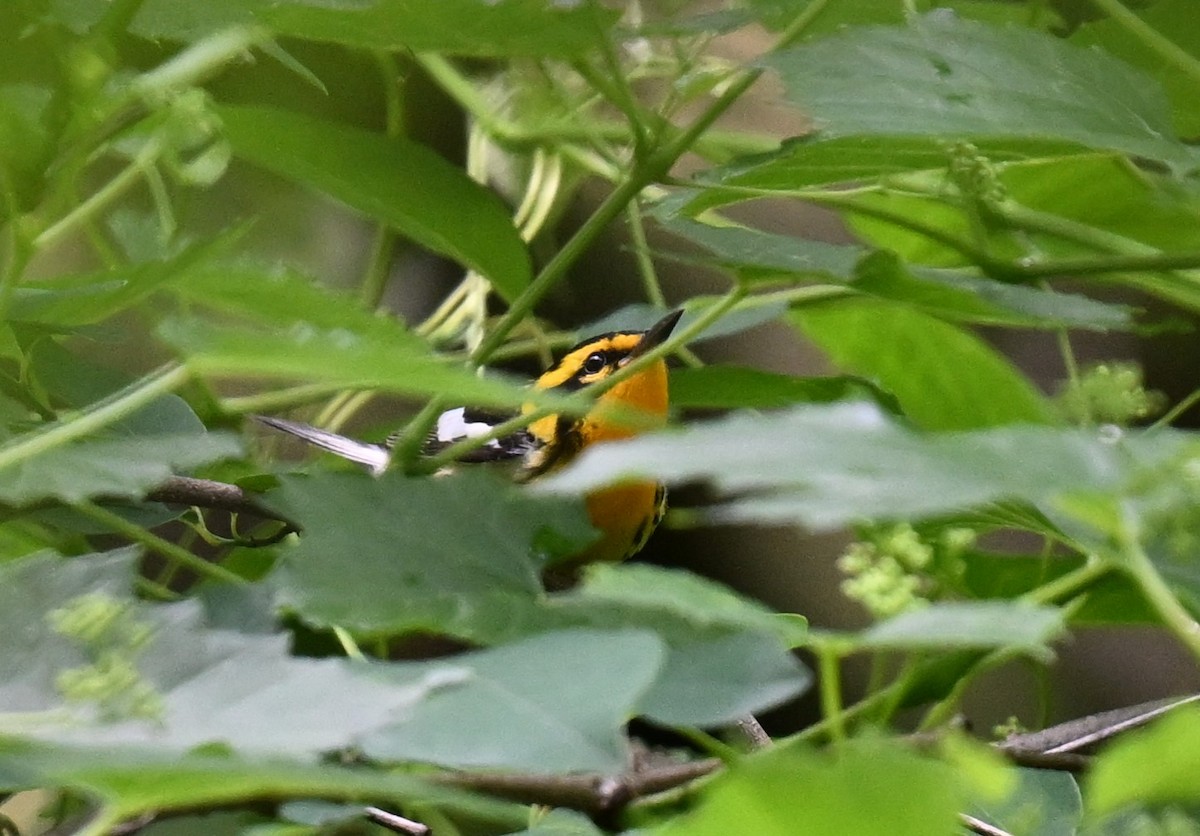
[256, 309, 683, 575]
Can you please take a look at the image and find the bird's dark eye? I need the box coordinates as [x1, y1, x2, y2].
[582, 352, 607, 375]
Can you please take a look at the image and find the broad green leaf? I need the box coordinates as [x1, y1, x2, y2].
[269, 470, 595, 639]
[660, 216, 862, 280]
[858, 602, 1066, 659]
[850, 251, 1134, 331]
[670, 366, 898, 411]
[658, 740, 962, 836]
[167, 264, 431, 345]
[533, 402, 1189, 530]
[748, 0, 1062, 35]
[1086, 707, 1200, 817]
[0, 552, 691, 779]
[362, 629, 665, 773]
[158, 317, 544, 409]
[0, 433, 241, 505]
[636, 631, 810, 727]
[0, 552, 487, 759]
[791, 298, 1056, 430]
[0, 739, 521, 828]
[817, 156, 1200, 315]
[972, 768, 1083, 836]
[263, 0, 617, 57]
[132, 0, 616, 56]
[7, 236, 235, 328]
[1072, 0, 1200, 137]
[765, 13, 1198, 173]
[561, 563, 804, 645]
[216, 105, 530, 302]
[662, 217, 1133, 330]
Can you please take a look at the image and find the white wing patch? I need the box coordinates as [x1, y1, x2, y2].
[435, 407, 503, 448]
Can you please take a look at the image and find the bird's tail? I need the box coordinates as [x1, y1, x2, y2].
[253, 416, 391, 474]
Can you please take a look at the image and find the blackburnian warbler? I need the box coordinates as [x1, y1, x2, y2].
[257, 309, 682, 570]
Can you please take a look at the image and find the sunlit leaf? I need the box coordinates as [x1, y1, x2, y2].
[658, 740, 962, 836]
[263, 0, 617, 57]
[791, 298, 1056, 430]
[1086, 707, 1200, 817]
[1072, 0, 1200, 137]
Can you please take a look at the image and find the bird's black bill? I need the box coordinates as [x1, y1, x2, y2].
[628, 309, 684, 360]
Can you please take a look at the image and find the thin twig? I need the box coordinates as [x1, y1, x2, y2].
[961, 813, 1015, 836]
[364, 807, 430, 835]
[734, 714, 773, 750]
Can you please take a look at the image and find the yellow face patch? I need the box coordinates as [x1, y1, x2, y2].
[533, 333, 644, 391]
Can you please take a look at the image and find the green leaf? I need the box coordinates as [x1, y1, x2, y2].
[158, 317, 543, 410]
[269, 470, 595, 640]
[765, 13, 1198, 173]
[858, 602, 1066, 659]
[533, 402, 1188, 530]
[7, 236, 236, 328]
[0, 551, 503, 761]
[0, 433, 241, 505]
[658, 740, 963, 836]
[560, 563, 805, 645]
[971, 768, 1083, 836]
[1086, 707, 1200, 818]
[850, 251, 1135, 331]
[637, 631, 809, 727]
[167, 264, 430, 344]
[661, 217, 1133, 330]
[670, 366, 898, 411]
[264, 0, 615, 57]
[659, 216, 862, 280]
[0, 739, 521, 828]
[361, 629, 665, 773]
[216, 105, 530, 302]
[791, 298, 1056, 430]
[132, 0, 617, 56]
[1072, 0, 1200, 137]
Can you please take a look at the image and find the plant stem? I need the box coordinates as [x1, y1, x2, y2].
[1151, 386, 1200, 430]
[817, 646, 846, 744]
[0, 364, 188, 471]
[34, 148, 156, 251]
[626, 201, 668, 308]
[1024, 559, 1113, 606]
[1121, 518, 1200, 662]
[1087, 0, 1200, 88]
[74, 500, 247, 586]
